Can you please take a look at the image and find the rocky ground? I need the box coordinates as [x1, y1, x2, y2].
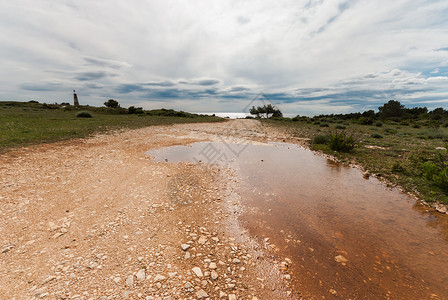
[0, 120, 299, 299]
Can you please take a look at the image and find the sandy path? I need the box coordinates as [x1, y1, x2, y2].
[0, 120, 297, 299]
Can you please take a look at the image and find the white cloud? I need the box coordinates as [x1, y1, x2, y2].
[1, 0, 448, 114]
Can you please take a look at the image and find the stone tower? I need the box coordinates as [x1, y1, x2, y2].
[73, 90, 79, 106]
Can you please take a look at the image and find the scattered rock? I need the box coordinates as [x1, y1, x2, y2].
[33, 287, 46, 297]
[211, 270, 219, 280]
[335, 255, 348, 263]
[136, 269, 145, 281]
[192, 267, 203, 277]
[228, 294, 237, 300]
[113, 277, 121, 284]
[153, 274, 166, 282]
[41, 275, 56, 285]
[181, 244, 190, 251]
[198, 236, 208, 245]
[126, 275, 134, 287]
[209, 262, 217, 269]
[196, 289, 209, 299]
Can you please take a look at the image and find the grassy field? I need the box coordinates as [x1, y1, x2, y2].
[0, 101, 224, 152]
[266, 118, 448, 204]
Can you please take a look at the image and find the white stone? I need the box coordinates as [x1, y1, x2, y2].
[153, 274, 166, 282]
[126, 275, 134, 286]
[211, 270, 218, 280]
[181, 244, 190, 251]
[209, 262, 217, 270]
[192, 267, 203, 277]
[136, 269, 145, 281]
[196, 289, 208, 299]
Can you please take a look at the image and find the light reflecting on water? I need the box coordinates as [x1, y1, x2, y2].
[148, 142, 448, 299]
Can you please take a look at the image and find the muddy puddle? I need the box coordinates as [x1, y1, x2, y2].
[148, 142, 448, 299]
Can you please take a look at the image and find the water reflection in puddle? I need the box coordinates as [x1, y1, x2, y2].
[148, 142, 448, 299]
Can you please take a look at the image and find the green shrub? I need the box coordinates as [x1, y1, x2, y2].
[421, 145, 448, 192]
[335, 125, 346, 129]
[358, 116, 374, 125]
[320, 123, 329, 127]
[412, 124, 421, 128]
[313, 134, 329, 144]
[375, 121, 383, 127]
[76, 111, 92, 118]
[371, 133, 383, 139]
[328, 132, 356, 152]
[391, 162, 406, 174]
[384, 128, 397, 134]
[423, 128, 448, 140]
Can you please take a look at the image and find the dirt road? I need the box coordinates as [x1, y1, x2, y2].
[0, 120, 297, 299]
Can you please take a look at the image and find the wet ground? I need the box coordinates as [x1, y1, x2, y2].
[148, 141, 448, 299]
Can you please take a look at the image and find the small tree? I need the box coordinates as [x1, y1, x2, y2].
[378, 100, 405, 119]
[249, 106, 261, 118]
[249, 104, 282, 119]
[104, 99, 120, 108]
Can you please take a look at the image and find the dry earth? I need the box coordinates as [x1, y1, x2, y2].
[0, 120, 300, 300]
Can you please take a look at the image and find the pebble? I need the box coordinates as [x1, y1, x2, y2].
[219, 291, 227, 298]
[126, 275, 134, 286]
[335, 255, 348, 263]
[181, 244, 190, 251]
[209, 262, 217, 270]
[33, 287, 46, 297]
[198, 236, 208, 245]
[232, 258, 241, 264]
[153, 274, 166, 282]
[196, 289, 209, 299]
[228, 294, 237, 300]
[211, 270, 219, 280]
[184, 252, 191, 259]
[192, 267, 203, 277]
[136, 269, 145, 281]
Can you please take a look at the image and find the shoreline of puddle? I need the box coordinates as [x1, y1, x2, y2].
[147, 141, 448, 299]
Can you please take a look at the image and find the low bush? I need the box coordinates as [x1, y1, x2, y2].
[313, 134, 329, 144]
[423, 128, 448, 140]
[371, 133, 383, 139]
[320, 123, 329, 127]
[328, 132, 356, 152]
[375, 121, 383, 127]
[335, 125, 346, 130]
[76, 111, 92, 118]
[384, 128, 397, 134]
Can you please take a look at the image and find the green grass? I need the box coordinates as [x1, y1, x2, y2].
[0, 101, 224, 152]
[265, 118, 448, 204]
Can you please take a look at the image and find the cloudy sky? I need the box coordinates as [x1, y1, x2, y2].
[1, 0, 448, 116]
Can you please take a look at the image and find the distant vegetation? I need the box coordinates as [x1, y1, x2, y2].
[249, 104, 283, 118]
[266, 100, 448, 204]
[0, 100, 223, 152]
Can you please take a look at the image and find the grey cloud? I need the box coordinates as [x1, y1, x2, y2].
[75, 71, 109, 81]
[179, 78, 221, 86]
[237, 16, 250, 25]
[144, 81, 176, 87]
[83, 57, 131, 69]
[20, 81, 68, 92]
